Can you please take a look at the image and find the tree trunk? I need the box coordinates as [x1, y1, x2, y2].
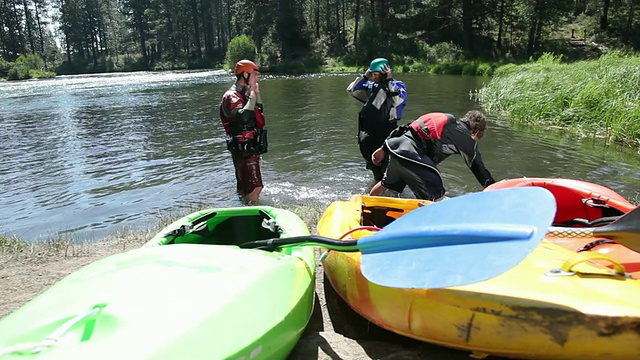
[461, 0, 474, 54]
[527, 19, 536, 57]
[315, 0, 320, 38]
[354, 0, 360, 46]
[600, 0, 610, 30]
[190, 0, 202, 59]
[497, 0, 505, 50]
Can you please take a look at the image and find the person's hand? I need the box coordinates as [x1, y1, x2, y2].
[371, 147, 385, 165]
[248, 72, 259, 89]
[363, 69, 372, 79]
[253, 82, 260, 93]
[381, 64, 392, 79]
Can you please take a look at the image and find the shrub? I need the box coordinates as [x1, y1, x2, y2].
[476, 63, 495, 76]
[462, 63, 478, 75]
[225, 35, 257, 70]
[7, 63, 30, 80]
[0, 57, 10, 77]
[15, 53, 45, 70]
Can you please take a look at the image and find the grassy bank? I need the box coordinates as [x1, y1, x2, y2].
[478, 52, 640, 150]
[277, 58, 501, 77]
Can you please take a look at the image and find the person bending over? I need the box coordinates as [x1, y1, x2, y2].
[370, 111, 495, 200]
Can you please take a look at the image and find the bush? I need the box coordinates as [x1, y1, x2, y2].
[462, 63, 478, 75]
[420, 42, 466, 64]
[0, 57, 10, 77]
[432, 62, 465, 75]
[476, 63, 495, 76]
[7, 63, 30, 80]
[408, 62, 428, 73]
[225, 35, 257, 70]
[15, 53, 45, 70]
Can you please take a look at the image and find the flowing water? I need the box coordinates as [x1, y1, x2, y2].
[1, 70, 639, 241]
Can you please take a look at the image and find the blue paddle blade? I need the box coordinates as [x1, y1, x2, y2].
[360, 187, 556, 289]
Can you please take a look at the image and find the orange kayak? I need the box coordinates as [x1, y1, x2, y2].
[485, 177, 640, 276]
[318, 193, 640, 359]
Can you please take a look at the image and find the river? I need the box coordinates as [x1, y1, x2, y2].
[1, 70, 639, 241]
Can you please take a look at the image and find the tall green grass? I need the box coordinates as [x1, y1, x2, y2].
[479, 52, 640, 149]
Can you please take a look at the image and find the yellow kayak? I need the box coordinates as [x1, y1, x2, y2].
[318, 194, 640, 359]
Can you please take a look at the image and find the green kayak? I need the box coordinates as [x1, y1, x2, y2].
[0, 206, 316, 359]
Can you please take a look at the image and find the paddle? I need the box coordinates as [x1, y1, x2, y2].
[547, 205, 640, 252]
[241, 187, 556, 289]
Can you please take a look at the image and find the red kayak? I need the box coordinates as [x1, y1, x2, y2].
[485, 177, 640, 276]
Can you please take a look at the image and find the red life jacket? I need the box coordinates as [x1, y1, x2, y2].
[409, 113, 455, 140]
[219, 88, 265, 137]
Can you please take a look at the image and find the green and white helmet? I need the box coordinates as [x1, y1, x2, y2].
[369, 58, 390, 72]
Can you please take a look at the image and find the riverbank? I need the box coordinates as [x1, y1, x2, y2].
[479, 52, 640, 150]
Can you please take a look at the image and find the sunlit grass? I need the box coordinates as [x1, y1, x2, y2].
[479, 52, 640, 150]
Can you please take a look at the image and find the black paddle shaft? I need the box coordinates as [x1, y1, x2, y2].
[547, 205, 640, 251]
[239, 235, 359, 251]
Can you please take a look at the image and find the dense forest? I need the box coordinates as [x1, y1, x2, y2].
[1, 0, 639, 75]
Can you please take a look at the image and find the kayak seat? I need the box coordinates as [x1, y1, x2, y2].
[204, 214, 280, 246]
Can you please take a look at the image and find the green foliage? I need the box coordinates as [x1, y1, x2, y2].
[225, 35, 257, 70]
[419, 42, 466, 64]
[29, 70, 56, 79]
[256, 26, 280, 71]
[476, 63, 496, 76]
[0, 57, 10, 78]
[355, 21, 386, 66]
[407, 62, 428, 73]
[432, 62, 465, 75]
[0, 54, 55, 80]
[15, 54, 45, 70]
[7, 63, 31, 80]
[480, 53, 640, 149]
[0, 235, 27, 253]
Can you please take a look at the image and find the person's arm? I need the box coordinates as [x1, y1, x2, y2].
[241, 92, 257, 112]
[346, 72, 372, 103]
[446, 127, 495, 188]
[387, 80, 407, 120]
[468, 148, 496, 188]
[371, 147, 385, 165]
[255, 83, 263, 108]
[460, 140, 495, 188]
[369, 181, 388, 196]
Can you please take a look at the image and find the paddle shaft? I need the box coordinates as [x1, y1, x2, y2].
[547, 205, 640, 252]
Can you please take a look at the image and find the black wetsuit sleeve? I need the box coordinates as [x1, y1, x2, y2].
[468, 151, 496, 187]
[445, 126, 496, 188]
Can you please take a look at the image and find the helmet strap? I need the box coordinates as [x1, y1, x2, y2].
[242, 72, 251, 85]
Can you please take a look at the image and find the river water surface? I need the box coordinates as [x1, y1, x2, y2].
[1, 70, 639, 241]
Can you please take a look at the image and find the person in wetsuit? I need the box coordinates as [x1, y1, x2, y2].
[219, 59, 268, 203]
[347, 57, 407, 182]
[370, 111, 495, 201]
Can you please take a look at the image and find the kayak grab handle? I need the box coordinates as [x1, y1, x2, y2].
[0, 303, 107, 357]
[545, 252, 629, 278]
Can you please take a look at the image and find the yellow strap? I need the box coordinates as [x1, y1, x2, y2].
[561, 251, 627, 275]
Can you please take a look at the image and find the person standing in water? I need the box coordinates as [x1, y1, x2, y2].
[347, 57, 407, 182]
[219, 59, 268, 203]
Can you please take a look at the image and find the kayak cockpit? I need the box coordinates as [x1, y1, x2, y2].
[155, 209, 284, 247]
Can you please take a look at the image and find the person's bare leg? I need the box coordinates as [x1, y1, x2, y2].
[245, 186, 262, 203]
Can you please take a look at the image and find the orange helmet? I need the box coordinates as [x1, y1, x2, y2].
[234, 59, 259, 75]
